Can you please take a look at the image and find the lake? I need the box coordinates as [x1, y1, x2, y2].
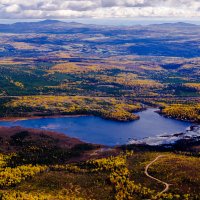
[0, 108, 192, 146]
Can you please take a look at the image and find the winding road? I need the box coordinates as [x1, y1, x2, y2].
[145, 155, 170, 195]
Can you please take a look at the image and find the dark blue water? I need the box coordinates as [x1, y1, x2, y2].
[0, 109, 192, 146]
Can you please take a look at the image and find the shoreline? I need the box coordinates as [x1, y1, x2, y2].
[128, 125, 200, 146]
[0, 112, 141, 123]
[1, 109, 197, 124]
[156, 110, 200, 124]
[0, 114, 93, 122]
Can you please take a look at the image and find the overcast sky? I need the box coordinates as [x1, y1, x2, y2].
[0, 0, 200, 19]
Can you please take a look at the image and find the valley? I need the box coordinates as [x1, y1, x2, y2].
[0, 20, 199, 200]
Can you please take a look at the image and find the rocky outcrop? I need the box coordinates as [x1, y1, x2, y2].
[128, 125, 200, 146]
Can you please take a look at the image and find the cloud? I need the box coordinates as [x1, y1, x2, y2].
[4, 4, 20, 13]
[101, 0, 148, 7]
[0, 0, 200, 19]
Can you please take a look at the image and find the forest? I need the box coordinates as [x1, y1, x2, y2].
[0, 54, 199, 122]
[0, 127, 199, 200]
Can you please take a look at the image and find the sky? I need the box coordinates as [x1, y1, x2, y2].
[0, 0, 200, 22]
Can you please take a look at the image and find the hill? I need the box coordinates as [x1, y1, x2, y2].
[0, 126, 199, 200]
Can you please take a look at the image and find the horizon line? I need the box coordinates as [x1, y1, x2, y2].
[1, 18, 200, 26]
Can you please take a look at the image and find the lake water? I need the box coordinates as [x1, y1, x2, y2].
[0, 108, 192, 146]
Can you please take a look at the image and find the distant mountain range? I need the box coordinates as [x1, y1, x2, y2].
[0, 19, 97, 34]
[1, 20, 200, 58]
[149, 22, 198, 27]
[0, 19, 199, 34]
